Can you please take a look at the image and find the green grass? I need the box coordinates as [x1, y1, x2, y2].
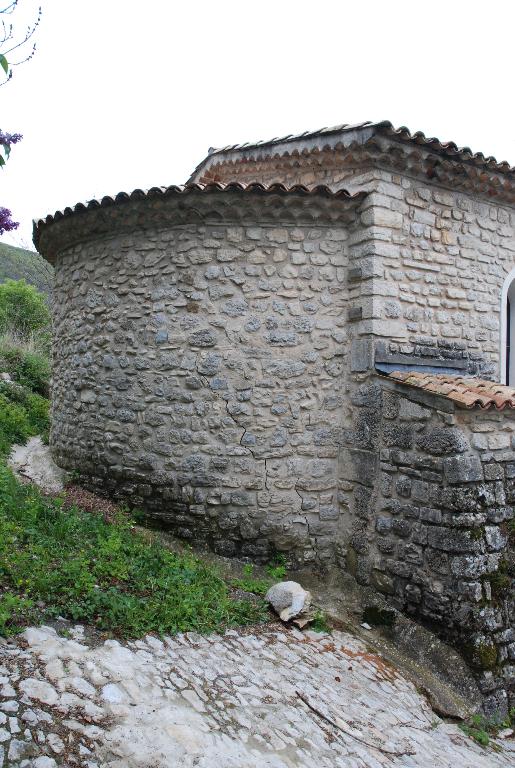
[0, 467, 268, 637]
[0, 242, 53, 298]
[232, 558, 289, 597]
[459, 709, 515, 749]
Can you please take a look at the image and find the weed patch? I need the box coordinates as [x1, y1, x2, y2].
[232, 558, 290, 597]
[310, 610, 331, 633]
[459, 709, 515, 749]
[0, 468, 268, 637]
[232, 563, 271, 596]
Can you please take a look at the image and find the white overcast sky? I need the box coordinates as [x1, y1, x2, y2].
[2, 0, 515, 249]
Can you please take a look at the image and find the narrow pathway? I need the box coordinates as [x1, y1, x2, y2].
[1, 623, 512, 767]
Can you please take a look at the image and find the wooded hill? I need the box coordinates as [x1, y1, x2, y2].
[0, 242, 53, 297]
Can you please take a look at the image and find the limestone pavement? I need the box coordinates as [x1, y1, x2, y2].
[0, 622, 513, 768]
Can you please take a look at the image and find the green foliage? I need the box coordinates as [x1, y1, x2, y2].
[0, 334, 50, 395]
[310, 610, 331, 633]
[0, 592, 34, 635]
[232, 563, 270, 596]
[0, 467, 267, 638]
[0, 381, 48, 433]
[233, 556, 290, 596]
[0, 370, 50, 455]
[0, 243, 53, 298]
[460, 721, 491, 747]
[262, 552, 287, 580]
[460, 709, 515, 749]
[0, 279, 51, 340]
[0, 392, 33, 455]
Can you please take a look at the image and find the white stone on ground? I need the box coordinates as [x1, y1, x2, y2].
[265, 581, 312, 621]
[8, 436, 68, 493]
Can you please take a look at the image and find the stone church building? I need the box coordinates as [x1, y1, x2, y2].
[34, 121, 514, 713]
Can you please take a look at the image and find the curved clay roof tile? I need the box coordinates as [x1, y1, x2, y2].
[388, 371, 515, 410]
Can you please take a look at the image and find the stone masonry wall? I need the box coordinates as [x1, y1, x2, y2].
[50, 197, 361, 566]
[344, 375, 514, 716]
[348, 168, 515, 379]
[198, 148, 515, 378]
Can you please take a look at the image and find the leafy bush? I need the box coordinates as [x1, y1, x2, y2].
[0, 381, 49, 434]
[0, 334, 50, 395]
[0, 466, 267, 638]
[0, 392, 33, 455]
[0, 279, 50, 340]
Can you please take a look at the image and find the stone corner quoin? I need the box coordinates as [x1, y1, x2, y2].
[34, 124, 515, 716]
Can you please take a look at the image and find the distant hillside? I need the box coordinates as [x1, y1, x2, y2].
[0, 242, 53, 298]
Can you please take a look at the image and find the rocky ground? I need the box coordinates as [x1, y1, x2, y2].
[1, 622, 513, 768]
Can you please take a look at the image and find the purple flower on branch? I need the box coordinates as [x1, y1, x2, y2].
[0, 206, 18, 235]
[0, 130, 22, 148]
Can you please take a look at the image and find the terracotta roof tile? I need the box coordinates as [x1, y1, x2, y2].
[32, 182, 366, 251]
[388, 371, 515, 410]
[190, 120, 515, 183]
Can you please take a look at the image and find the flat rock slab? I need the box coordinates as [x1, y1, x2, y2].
[0, 625, 513, 767]
[8, 437, 68, 494]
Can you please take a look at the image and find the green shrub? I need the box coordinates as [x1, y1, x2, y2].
[0, 393, 33, 455]
[311, 610, 331, 633]
[0, 381, 49, 434]
[0, 336, 50, 395]
[0, 279, 50, 340]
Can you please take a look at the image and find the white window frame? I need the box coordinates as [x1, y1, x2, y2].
[500, 266, 515, 385]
